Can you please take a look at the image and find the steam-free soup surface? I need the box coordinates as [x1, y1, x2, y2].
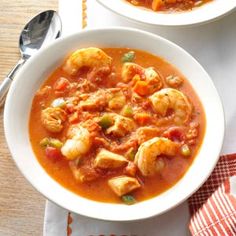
[29, 47, 205, 204]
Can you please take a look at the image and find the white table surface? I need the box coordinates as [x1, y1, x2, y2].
[45, 1, 236, 235]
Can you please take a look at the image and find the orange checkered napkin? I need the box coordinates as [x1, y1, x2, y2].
[188, 154, 236, 236]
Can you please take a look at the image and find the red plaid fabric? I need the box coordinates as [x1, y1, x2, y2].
[188, 154, 236, 236]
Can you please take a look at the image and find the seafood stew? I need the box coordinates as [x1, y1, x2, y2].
[29, 47, 205, 204]
[126, 0, 212, 12]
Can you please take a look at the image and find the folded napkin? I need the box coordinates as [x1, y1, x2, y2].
[188, 154, 236, 236]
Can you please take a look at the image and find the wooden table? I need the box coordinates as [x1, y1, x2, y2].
[0, 1, 57, 235]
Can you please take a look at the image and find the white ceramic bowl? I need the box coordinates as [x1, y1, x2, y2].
[4, 28, 224, 221]
[97, 0, 235, 27]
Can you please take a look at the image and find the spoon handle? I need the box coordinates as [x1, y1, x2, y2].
[0, 58, 26, 107]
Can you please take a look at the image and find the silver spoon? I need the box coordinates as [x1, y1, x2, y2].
[0, 10, 62, 106]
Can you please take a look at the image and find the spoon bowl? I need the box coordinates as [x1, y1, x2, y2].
[0, 10, 62, 105]
[20, 10, 61, 59]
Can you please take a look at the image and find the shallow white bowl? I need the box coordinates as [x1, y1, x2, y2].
[97, 0, 235, 27]
[4, 28, 224, 221]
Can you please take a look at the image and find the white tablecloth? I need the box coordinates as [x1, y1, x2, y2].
[44, 1, 236, 235]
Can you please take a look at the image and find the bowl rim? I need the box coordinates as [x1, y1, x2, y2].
[4, 27, 225, 221]
[97, 0, 236, 27]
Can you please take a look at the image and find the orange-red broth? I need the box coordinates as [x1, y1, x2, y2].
[126, 0, 212, 12]
[29, 48, 205, 203]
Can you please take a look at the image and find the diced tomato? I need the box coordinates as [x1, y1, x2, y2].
[68, 112, 80, 124]
[111, 139, 138, 152]
[142, 100, 151, 110]
[83, 113, 96, 121]
[54, 77, 70, 91]
[134, 113, 151, 125]
[163, 127, 185, 142]
[93, 137, 110, 149]
[45, 147, 62, 160]
[65, 104, 76, 114]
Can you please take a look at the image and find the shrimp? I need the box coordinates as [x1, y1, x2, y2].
[134, 137, 179, 176]
[41, 107, 67, 133]
[63, 47, 112, 75]
[61, 125, 91, 160]
[149, 88, 192, 125]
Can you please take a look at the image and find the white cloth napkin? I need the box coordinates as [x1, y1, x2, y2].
[44, 1, 236, 235]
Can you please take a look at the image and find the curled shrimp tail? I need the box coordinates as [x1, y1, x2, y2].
[150, 88, 192, 125]
[63, 47, 112, 76]
[135, 137, 179, 176]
